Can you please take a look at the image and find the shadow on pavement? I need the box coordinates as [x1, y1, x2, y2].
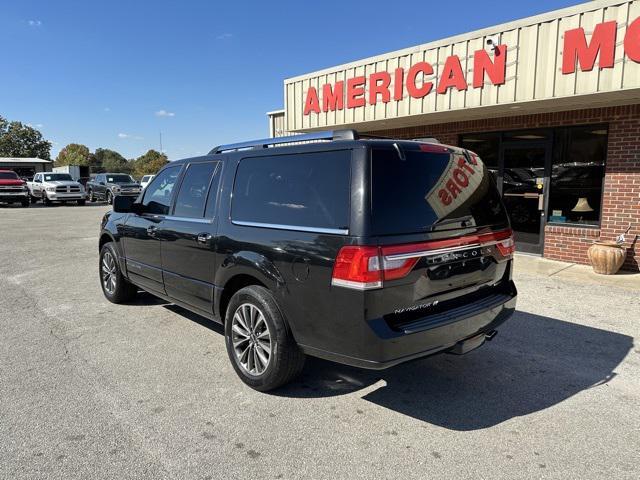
[151, 300, 633, 431]
[275, 311, 633, 431]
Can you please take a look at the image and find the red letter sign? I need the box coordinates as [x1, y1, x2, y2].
[406, 62, 434, 98]
[562, 20, 617, 73]
[323, 82, 344, 112]
[369, 72, 391, 105]
[625, 17, 640, 63]
[303, 87, 320, 115]
[473, 45, 507, 88]
[437, 55, 468, 94]
[394, 68, 404, 101]
[346, 76, 366, 108]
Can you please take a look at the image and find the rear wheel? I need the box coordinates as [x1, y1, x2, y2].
[99, 243, 137, 303]
[225, 285, 305, 391]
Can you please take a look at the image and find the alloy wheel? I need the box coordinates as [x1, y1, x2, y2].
[101, 251, 117, 295]
[231, 303, 272, 376]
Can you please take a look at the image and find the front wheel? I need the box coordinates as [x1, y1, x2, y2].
[77, 199, 86, 206]
[88, 189, 95, 202]
[106, 191, 113, 205]
[99, 243, 137, 303]
[21, 199, 29, 208]
[225, 285, 305, 391]
[42, 193, 51, 206]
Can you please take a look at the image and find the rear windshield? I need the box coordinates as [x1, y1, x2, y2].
[371, 148, 508, 235]
[0, 172, 19, 180]
[232, 150, 351, 232]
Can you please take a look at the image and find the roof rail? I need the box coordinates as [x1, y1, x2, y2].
[208, 129, 359, 154]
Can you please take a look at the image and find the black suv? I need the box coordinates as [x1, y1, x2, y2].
[98, 130, 517, 391]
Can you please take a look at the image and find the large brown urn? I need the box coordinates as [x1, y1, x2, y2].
[587, 241, 627, 275]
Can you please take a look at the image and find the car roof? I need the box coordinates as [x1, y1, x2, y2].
[166, 137, 459, 168]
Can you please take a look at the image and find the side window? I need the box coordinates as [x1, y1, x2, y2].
[173, 162, 220, 219]
[96, 175, 104, 183]
[141, 166, 181, 215]
[232, 151, 351, 231]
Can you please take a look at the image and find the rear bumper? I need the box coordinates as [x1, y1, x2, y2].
[300, 283, 517, 370]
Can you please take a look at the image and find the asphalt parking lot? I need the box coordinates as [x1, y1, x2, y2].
[1, 204, 639, 480]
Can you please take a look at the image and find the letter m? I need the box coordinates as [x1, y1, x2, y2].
[562, 20, 617, 74]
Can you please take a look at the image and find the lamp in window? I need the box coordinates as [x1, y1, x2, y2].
[572, 197, 594, 213]
[572, 197, 594, 222]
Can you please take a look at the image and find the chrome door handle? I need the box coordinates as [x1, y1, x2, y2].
[197, 233, 212, 244]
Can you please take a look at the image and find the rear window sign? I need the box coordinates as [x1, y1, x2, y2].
[425, 153, 486, 218]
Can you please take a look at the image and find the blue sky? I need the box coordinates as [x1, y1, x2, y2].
[1, 0, 582, 160]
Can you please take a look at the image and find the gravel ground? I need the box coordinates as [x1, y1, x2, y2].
[1, 203, 639, 480]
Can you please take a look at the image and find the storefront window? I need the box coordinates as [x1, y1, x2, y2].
[548, 126, 607, 226]
[460, 132, 500, 180]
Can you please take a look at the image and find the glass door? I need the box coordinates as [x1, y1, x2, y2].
[499, 143, 551, 254]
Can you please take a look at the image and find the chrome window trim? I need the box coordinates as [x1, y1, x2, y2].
[164, 215, 212, 224]
[232, 220, 348, 236]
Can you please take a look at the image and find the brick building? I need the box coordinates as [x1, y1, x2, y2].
[269, 0, 640, 271]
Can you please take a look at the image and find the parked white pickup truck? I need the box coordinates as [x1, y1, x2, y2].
[27, 172, 87, 206]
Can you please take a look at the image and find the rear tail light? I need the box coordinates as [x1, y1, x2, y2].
[331, 228, 514, 290]
[495, 235, 515, 258]
[331, 246, 383, 290]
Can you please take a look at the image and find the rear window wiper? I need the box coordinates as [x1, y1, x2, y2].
[428, 215, 474, 231]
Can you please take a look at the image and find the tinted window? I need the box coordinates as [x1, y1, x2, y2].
[548, 125, 607, 226]
[142, 166, 181, 215]
[371, 148, 508, 235]
[173, 162, 220, 219]
[232, 151, 351, 231]
[0, 172, 19, 180]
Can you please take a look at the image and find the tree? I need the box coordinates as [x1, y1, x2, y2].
[132, 149, 168, 178]
[0, 115, 52, 159]
[56, 143, 91, 166]
[93, 148, 131, 173]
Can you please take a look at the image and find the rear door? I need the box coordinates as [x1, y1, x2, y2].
[121, 165, 182, 294]
[159, 160, 222, 314]
[367, 146, 513, 329]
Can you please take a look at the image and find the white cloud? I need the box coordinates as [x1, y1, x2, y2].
[155, 109, 175, 117]
[26, 123, 44, 129]
[28, 20, 42, 27]
[216, 33, 232, 40]
[118, 133, 143, 140]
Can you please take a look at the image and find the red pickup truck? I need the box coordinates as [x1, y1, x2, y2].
[0, 170, 30, 207]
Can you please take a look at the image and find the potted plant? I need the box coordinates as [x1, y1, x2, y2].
[587, 225, 631, 275]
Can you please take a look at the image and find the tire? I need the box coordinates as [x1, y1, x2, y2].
[106, 191, 113, 205]
[42, 193, 51, 206]
[88, 189, 95, 202]
[225, 285, 305, 391]
[77, 200, 86, 206]
[21, 199, 29, 208]
[99, 243, 137, 304]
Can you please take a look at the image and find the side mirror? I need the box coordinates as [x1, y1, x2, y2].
[99, 181, 105, 185]
[113, 195, 137, 213]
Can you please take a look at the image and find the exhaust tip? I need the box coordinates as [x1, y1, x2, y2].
[485, 330, 498, 341]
